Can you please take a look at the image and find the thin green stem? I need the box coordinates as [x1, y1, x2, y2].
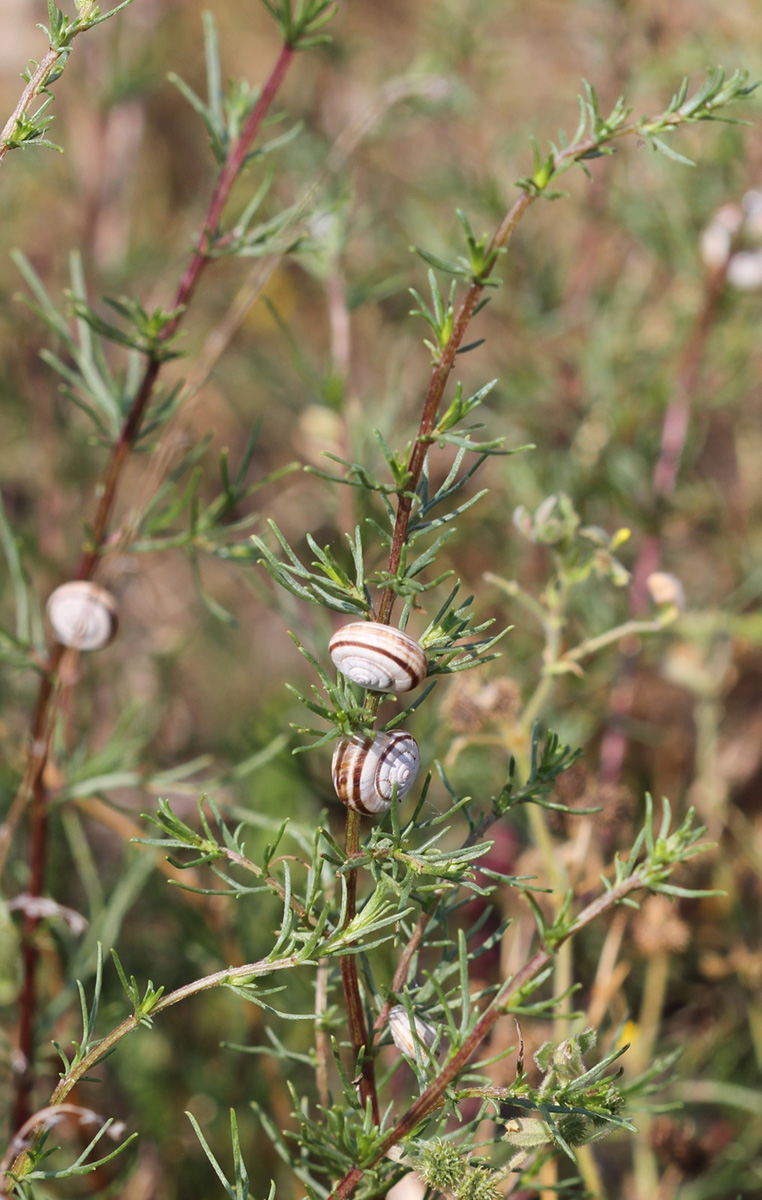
[0, 48, 61, 164]
[7, 953, 302, 1184]
[563, 615, 672, 665]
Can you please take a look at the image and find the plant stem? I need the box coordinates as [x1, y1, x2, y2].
[6, 954, 303, 1184]
[371, 906, 433, 1047]
[340, 810, 380, 1123]
[326, 864, 657, 1199]
[599, 261, 729, 793]
[338, 101, 710, 1143]
[0, 48, 61, 166]
[7, 37, 296, 1136]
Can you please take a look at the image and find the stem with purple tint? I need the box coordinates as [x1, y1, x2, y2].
[8, 39, 295, 1136]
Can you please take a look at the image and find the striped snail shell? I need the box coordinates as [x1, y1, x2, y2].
[331, 730, 420, 815]
[329, 622, 427, 693]
[46, 581, 118, 650]
[388, 1005, 437, 1060]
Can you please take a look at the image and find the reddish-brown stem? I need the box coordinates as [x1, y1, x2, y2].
[9, 38, 296, 1135]
[629, 263, 728, 613]
[328, 868, 650, 1199]
[12, 774, 49, 1134]
[340, 148, 585, 1139]
[332, 122, 684, 1195]
[371, 906, 432, 1048]
[339, 811, 380, 1123]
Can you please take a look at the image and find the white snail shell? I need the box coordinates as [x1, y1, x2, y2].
[329, 622, 427, 693]
[331, 730, 420, 815]
[46, 581, 118, 650]
[388, 1005, 437, 1060]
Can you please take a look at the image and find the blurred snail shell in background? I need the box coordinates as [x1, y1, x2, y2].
[46, 581, 118, 650]
[388, 1005, 437, 1060]
[646, 571, 686, 611]
[331, 729, 420, 814]
[329, 621, 427, 692]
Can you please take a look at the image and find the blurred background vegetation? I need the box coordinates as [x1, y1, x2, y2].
[2, 0, 762, 1197]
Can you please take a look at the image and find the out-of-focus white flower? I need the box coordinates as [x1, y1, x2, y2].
[646, 571, 686, 611]
[700, 203, 743, 269]
[700, 193, 762, 289]
[727, 250, 762, 290]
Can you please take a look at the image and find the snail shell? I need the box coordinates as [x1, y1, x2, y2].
[388, 1005, 437, 1060]
[46, 581, 118, 650]
[329, 622, 427, 693]
[331, 730, 420, 815]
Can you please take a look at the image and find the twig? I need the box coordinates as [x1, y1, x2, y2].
[339, 811, 380, 1123]
[7, 37, 296, 1134]
[0, 49, 61, 166]
[7, 953, 304, 1184]
[327, 865, 657, 1199]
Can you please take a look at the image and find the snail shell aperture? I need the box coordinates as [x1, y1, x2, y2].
[46, 581, 118, 650]
[329, 622, 427, 693]
[331, 729, 420, 815]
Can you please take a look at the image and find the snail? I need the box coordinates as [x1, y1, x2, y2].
[329, 621, 427, 693]
[331, 729, 420, 815]
[388, 1005, 437, 1060]
[46, 581, 118, 650]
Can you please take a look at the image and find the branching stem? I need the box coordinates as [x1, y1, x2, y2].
[328, 864, 655, 1199]
[7, 37, 296, 1135]
[0, 49, 61, 166]
[6, 953, 302, 1184]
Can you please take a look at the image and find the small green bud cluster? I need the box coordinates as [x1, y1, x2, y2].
[414, 1138, 500, 1200]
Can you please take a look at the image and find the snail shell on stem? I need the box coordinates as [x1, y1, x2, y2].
[331, 730, 420, 815]
[329, 621, 427, 692]
[388, 1005, 437, 1060]
[46, 581, 118, 650]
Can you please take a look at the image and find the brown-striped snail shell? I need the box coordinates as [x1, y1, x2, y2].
[46, 581, 118, 650]
[331, 730, 420, 815]
[329, 622, 427, 693]
[388, 1005, 437, 1060]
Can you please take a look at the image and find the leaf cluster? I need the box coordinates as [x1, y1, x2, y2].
[480, 726, 585, 831]
[260, 0, 337, 50]
[515, 70, 756, 199]
[129, 428, 299, 623]
[170, 11, 307, 264]
[414, 209, 505, 288]
[12, 252, 177, 445]
[2, 0, 134, 155]
[40, 0, 134, 51]
[502, 1028, 633, 1161]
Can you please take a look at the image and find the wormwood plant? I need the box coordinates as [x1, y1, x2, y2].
[0, 3, 756, 1197]
[0, 0, 133, 164]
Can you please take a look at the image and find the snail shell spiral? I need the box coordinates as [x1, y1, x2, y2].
[46, 581, 118, 650]
[331, 729, 420, 814]
[329, 622, 427, 693]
